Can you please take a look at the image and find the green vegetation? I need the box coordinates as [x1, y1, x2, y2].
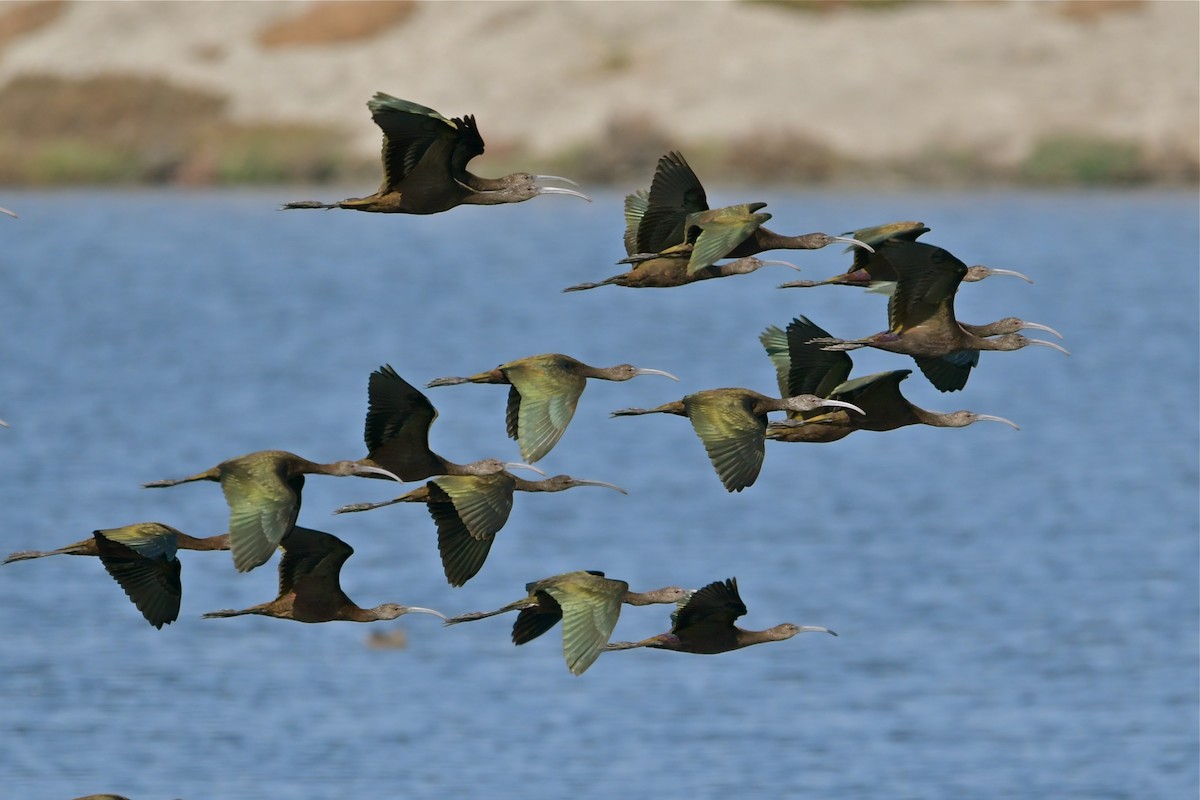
[1020, 134, 1148, 185]
[0, 74, 1190, 188]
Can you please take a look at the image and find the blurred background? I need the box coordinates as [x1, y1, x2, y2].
[1, 3, 1197, 800]
[0, 0, 1195, 189]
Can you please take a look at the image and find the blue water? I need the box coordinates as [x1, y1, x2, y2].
[0, 187, 1195, 800]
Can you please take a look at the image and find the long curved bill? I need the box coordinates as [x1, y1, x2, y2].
[354, 465, 405, 482]
[404, 606, 448, 621]
[571, 478, 628, 495]
[0, 207, 16, 218]
[1020, 321, 1064, 340]
[800, 625, 838, 636]
[532, 174, 582, 188]
[533, 176, 591, 202]
[832, 236, 874, 253]
[0, 418, 8, 428]
[984, 267, 1033, 283]
[504, 461, 547, 476]
[819, 399, 866, 416]
[759, 259, 802, 272]
[1029, 339, 1070, 356]
[975, 414, 1020, 430]
[635, 368, 680, 382]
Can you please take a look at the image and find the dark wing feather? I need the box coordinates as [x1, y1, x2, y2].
[447, 114, 486, 180]
[364, 365, 443, 480]
[511, 594, 564, 645]
[887, 241, 969, 331]
[636, 151, 708, 253]
[914, 350, 978, 392]
[672, 577, 747, 634]
[93, 531, 182, 629]
[783, 316, 853, 400]
[368, 93, 460, 190]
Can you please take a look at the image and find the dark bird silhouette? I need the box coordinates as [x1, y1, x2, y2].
[778, 221, 1031, 290]
[143, 450, 402, 573]
[806, 239, 1068, 391]
[427, 353, 679, 462]
[562, 179, 803, 290]
[4, 523, 230, 629]
[357, 364, 539, 481]
[603, 577, 835, 655]
[203, 526, 446, 624]
[335, 472, 626, 587]
[445, 571, 691, 675]
[612, 388, 863, 491]
[614, 151, 870, 276]
[760, 316, 1019, 443]
[283, 93, 589, 214]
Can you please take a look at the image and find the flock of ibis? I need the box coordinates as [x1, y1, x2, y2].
[5, 92, 1067, 676]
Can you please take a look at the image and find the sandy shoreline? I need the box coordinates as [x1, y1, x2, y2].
[0, 0, 1195, 184]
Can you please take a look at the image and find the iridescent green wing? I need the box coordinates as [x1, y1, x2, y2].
[622, 189, 649, 256]
[684, 392, 767, 492]
[220, 455, 301, 573]
[93, 527, 182, 629]
[685, 205, 771, 274]
[540, 573, 628, 675]
[842, 221, 928, 274]
[758, 325, 791, 398]
[502, 358, 588, 463]
[429, 474, 516, 587]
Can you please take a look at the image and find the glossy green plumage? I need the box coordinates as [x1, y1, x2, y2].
[682, 391, 771, 492]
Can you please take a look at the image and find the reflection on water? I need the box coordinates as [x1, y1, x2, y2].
[0, 188, 1196, 800]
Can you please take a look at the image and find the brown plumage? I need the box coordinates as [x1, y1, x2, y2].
[335, 472, 626, 587]
[562, 175, 803, 291]
[807, 239, 1068, 391]
[282, 94, 588, 214]
[143, 449, 401, 573]
[445, 571, 691, 675]
[202, 526, 446, 624]
[603, 577, 836, 655]
[4, 523, 230, 629]
[614, 151, 870, 276]
[426, 353, 678, 463]
[760, 316, 1019, 443]
[778, 221, 1032, 290]
[357, 364, 535, 480]
[612, 388, 863, 491]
